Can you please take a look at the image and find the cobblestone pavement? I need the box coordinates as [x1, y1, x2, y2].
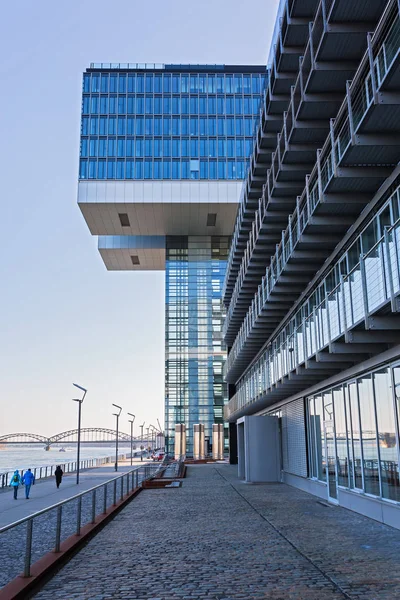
[33, 464, 400, 600]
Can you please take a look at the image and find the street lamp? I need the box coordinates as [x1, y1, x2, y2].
[112, 403, 122, 471]
[139, 421, 145, 462]
[146, 426, 150, 456]
[150, 425, 156, 452]
[128, 412, 135, 466]
[72, 383, 87, 485]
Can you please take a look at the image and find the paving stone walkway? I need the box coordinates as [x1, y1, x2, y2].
[34, 464, 400, 600]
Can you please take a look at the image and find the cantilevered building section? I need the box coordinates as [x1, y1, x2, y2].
[77, 64, 267, 455]
[224, 0, 400, 528]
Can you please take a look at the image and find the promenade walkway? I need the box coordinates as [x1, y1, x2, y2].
[0, 459, 147, 528]
[34, 464, 400, 600]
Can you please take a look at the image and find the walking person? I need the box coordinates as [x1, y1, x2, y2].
[55, 465, 63, 489]
[22, 468, 35, 499]
[9, 470, 22, 499]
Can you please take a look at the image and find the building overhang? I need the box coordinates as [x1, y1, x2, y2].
[98, 235, 165, 271]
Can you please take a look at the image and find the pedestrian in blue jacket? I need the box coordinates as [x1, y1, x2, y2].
[22, 468, 35, 499]
[9, 470, 22, 499]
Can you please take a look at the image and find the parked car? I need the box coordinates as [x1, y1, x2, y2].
[152, 451, 165, 461]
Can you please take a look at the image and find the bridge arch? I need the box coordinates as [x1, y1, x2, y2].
[49, 428, 132, 444]
[0, 433, 49, 444]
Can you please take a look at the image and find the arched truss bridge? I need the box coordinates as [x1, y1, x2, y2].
[0, 428, 148, 445]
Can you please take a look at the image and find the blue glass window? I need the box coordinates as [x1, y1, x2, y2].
[172, 97, 180, 114]
[207, 97, 216, 114]
[81, 117, 89, 135]
[234, 75, 242, 93]
[109, 74, 117, 93]
[145, 117, 153, 135]
[199, 118, 206, 136]
[163, 96, 171, 114]
[227, 160, 236, 179]
[209, 139, 216, 157]
[135, 138, 144, 157]
[89, 160, 97, 178]
[199, 75, 206, 93]
[154, 160, 162, 179]
[181, 160, 189, 178]
[190, 75, 198, 93]
[154, 117, 162, 135]
[235, 118, 243, 135]
[154, 75, 162, 93]
[109, 96, 116, 114]
[107, 138, 116, 157]
[145, 97, 153, 114]
[145, 139, 153, 157]
[218, 139, 226, 158]
[226, 118, 234, 135]
[200, 139, 208, 157]
[154, 139, 162, 157]
[118, 75, 126, 93]
[98, 160, 106, 179]
[236, 139, 244, 156]
[227, 139, 234, 157]
[163, 117, 171, 135]
[181, 97, 189, 115]
[172, 160, 180, 179]
[181, 117, 189, 135]
[126, 160, 134, 178]
[136, 96, 144, 113]
[145, 74, 153, 93]
[190, 97, 198, 114]
[79, 159, 88, 178]
[226, 96, 234, 114]
[118, 97, 126, 114]
[172, 139, 180, 157]
[100, 74, 109, 93]
[126, 139, 133, 157]
[245, 138, 253, 156]
[163, 74, 171, 93]
[243, 97, 251, 115]
[172, 75, 180, 93]
[107, 159, 116, 178]
[252, 98, 260, 113]
[99, 117, 106, 135]
[108, 117, 116, 135]
[136, 75, 144, 92]
[82, 97, 90, 114]
[244, 118, 253, 135]
[154, 97, 162, 114]
[218, 161, 226, 179]
[208, 118, 216, 135]
[100, 96, 108, 114]
[199, 97, 206, 115]
[99, 138, 107, 157]
[235, 97, 243, 114]
[116, 160, 125, 179]
[127, 96, 134, 114]
[91, 75, 100, 93]
[200, 160, 208, 179]
[225, 75, 233, 93]
[208, 75, 215, 93]
[190, 139, 199, 157]
[127, 117, 134, 135]
[190, 118, 198, 136]
[163, 139, 171, 157]
[117, 117, 125, 135]
[181, 138, 189, 157]
[181, 75, 188, 93]
[217, 97, 224, 115]
[127, 74, 135, 93]
[89, 138, 97, 157]
[237, 160, 245, 178]
[117, 138, 125, 157]
[252, 75, 261, 93]
[135, 160, 143, 178]
[243, 76, 251, 94]
[83, 74, 90, 92]
[144, 160, 152, 178]
[209, 160, 217, 179]
[172, 117, 180, 135]
[163, 161, 171, 178]
[136, 117, 144, 135]
[90, 117, 99, 134]
[80, 139, 88, 157]
[217, 75, 224, 93]
[217, 118, 225, 136]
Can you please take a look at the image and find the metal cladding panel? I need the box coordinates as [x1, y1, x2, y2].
[282, 399, 307, 477]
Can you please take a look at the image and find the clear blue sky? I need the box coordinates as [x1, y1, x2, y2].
[0, 0, 279, 437]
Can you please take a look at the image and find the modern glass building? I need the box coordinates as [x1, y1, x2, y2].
[223, 0, 400, 529]
[78, 63, 267, 455]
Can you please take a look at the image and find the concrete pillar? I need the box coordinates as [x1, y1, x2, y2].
[213, 424, 224, 460]
[193, 424, 205, 460]
[174, 424, 186, 459]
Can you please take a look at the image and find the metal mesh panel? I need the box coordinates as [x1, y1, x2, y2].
[281, 399, 307, 477]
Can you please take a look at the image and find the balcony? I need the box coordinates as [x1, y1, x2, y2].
[224, 2, 400, 383]
[225, 196, 400, 422]
[223, 0, 400, 349]
[223, 0, 390, 311]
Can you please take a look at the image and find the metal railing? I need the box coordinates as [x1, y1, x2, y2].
[0, 452, 133, 490]
[0, 463, 162, 587]
[225, 205, 400, 420]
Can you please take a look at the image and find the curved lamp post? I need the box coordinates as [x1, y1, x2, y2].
[112, 403, 122, 471]
[128, 412, 135, 466]
[72, 383, 87, 485]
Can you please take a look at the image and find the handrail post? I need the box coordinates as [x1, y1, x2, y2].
[103, 483, 107, 514]
[120, 475, 124, 501]
[55, 506, 62, 552]
[113, 479, 117, 505]
[24, 519, 33, 578]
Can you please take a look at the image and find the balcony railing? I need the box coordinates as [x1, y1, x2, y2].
[225, 202, 400, 420]
[223, 0, 400, 362]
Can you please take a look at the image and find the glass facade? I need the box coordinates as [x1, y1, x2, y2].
[307, 362, 400, 503]
[165, 236, 229, 455]
[79, 68, 266, 181]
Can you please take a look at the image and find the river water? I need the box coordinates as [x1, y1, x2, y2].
[0, 444, 132, 477]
